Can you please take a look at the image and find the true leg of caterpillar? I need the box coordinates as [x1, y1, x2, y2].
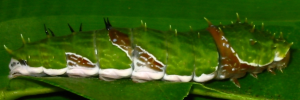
[275, 50, 290, 72]
[250, 73, 258, 79]
[267, 68, 276, 75]
[266, 50, 291, 75]
[231, 78, 241, 88]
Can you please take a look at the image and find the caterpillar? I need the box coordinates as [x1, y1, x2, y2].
[4, 13, 292, 88]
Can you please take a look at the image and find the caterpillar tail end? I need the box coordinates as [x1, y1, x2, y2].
[4, 45, 13, 54]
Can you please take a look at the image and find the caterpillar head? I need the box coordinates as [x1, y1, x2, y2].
[270, 38, 293, 71]
[273, 39, 293, 62]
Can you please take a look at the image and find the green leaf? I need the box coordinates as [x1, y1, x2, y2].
[0, 78, 63, 100]
[190, 83, 264, 100]
[19, 76, 193, 100]
[1, 0, 300, 99]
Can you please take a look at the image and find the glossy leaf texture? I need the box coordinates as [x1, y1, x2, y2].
[18, 77, 193, 100]
[0, 78, 63, 100]
[1, 0, 300, 99]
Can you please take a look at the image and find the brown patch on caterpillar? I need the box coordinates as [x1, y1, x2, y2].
[206, 20, 291, 88]
[206, 24, 260, 87]
[105, 20, 164, 72]
[66, 53, 95, 67]
[134, 46, 164, 72]
[108, 29, 133, 56]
